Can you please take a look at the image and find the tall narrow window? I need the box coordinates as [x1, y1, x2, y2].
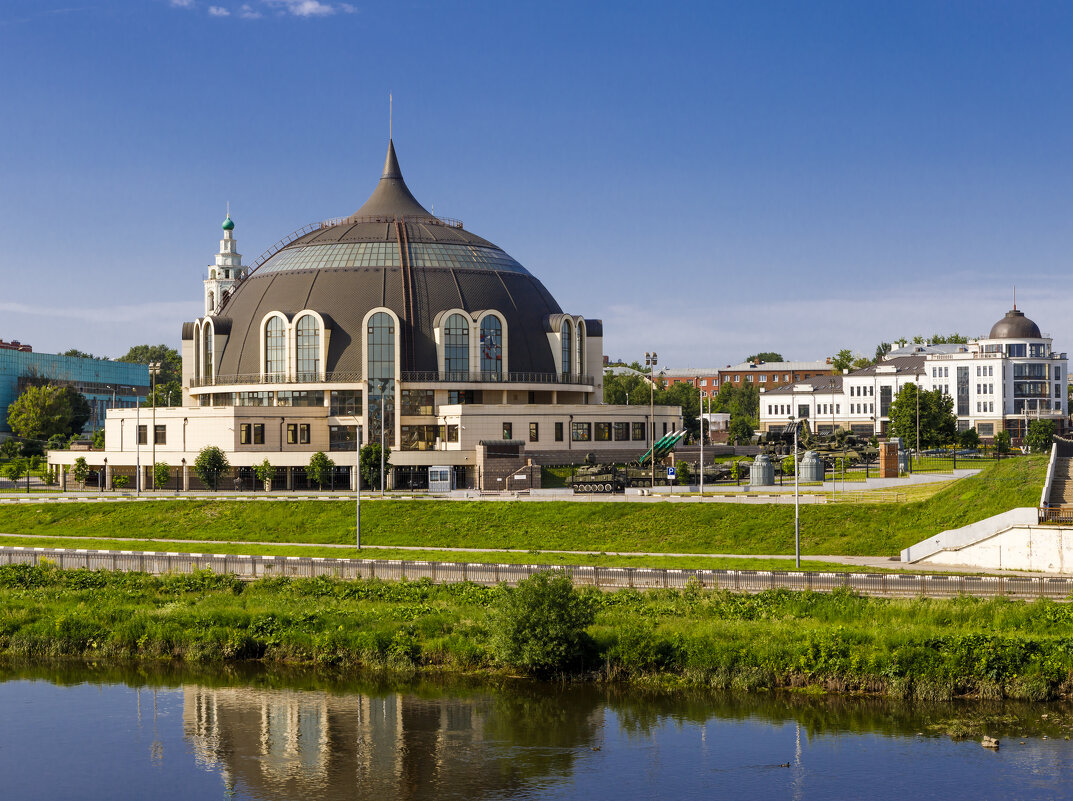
[444, 313, 469, 379]
[480, 316, 503, 379]
[368, 312, 395, 447]
[265, 316, 286, 378]
[560, 320, 572, 378]
[576, 322, 585, 377]
[202, 326, 214, 381]
[296, 315, 320, 381]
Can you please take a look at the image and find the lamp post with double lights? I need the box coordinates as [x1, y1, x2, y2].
[148, 362, 161, 490]
[646, 352, 658, 487]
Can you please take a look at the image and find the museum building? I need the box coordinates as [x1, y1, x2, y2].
[757, 306, 1068, 440]
[50, 141, 680, 490]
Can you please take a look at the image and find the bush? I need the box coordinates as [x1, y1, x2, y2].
[491, 571, 594, 676]
[308, 452, 335, 489]
[112, 475, 130, 490]
[994, 430, 1011, 454]
[153, 462, 171, 490]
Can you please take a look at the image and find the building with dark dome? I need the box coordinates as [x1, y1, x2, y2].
[51, 142, 681, 491]
[758, 304, 1067, 442]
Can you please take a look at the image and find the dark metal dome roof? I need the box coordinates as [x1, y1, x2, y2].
[988, 308, 1042, 339]
[202, 141, 568, 378]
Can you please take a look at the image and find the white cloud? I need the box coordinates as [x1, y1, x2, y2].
[239, 4, 262, 17]
[208, 5, 230, 15]
[169, 0, 195, 8]
[265, 0, 346, 17]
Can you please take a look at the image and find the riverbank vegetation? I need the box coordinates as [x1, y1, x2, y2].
[0, 456, 1045, 558]
[3, 563, 1073, 701]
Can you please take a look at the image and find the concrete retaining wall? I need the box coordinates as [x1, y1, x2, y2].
[901, 507, 1039, 563]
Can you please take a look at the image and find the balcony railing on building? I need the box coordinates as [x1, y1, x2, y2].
[190, 370, 594, 388]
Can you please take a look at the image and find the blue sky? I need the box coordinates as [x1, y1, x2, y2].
[2, 0, 1073, 368]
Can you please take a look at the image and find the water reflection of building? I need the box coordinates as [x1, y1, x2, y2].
[183, 685, 602, 799]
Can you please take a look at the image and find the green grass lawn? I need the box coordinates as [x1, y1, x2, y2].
[0, 455, 1044, 558]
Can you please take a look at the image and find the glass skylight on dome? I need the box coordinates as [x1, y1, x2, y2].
[257, 242, 530, 276]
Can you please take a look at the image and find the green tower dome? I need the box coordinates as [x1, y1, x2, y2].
[222, 215, 235, 231]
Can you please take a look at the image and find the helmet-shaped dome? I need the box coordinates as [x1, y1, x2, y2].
[202, 140, 567, 378]
[988, 308, 1041, 339]
[222, 215, 235, 231]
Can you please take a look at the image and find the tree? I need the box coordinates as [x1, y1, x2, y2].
[6, 385, 73, 442]
[656, 381, 700, 440]
[874, 342, 893, 362]
[360, 442, 390, 489]
[886, 383, 957, 449]
[3, 458, 27, 485]
[47, 433, 68, 451]
[153, 461, 171, 490]
[603, 369, 649, 406]
[118, 345, 182, 405]
[92, 429, 105, 449]
[994, 430, 1012, 454]
[71, 456, 90, 489]
[830, 349, 855, 372]
[308, 451, 335, 489]
[728, 417, 753, 445]
[745, 352, 784, 363]
[958, 428, 981, 450]
[254, 459, 274, 491]
[194, 446, 229, 491]
[0, 438, 21, 459]
[56, 387, 91, 433]
[61, 349, 107, 360]
[112, 475, 130, 490]
[851, 355, 874, 370]
[491, 571, 594, 676]
[1025, 419, 1056, 453]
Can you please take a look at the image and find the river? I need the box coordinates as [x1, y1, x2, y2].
[1, 664, 1071, 800]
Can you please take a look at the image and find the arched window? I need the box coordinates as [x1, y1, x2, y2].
[480, 316, 503, 379]
[576, 321, 585, 377]
[202, 324, 214, 382]
[367, 312, 395, 447]
[193, 323, 201, 382]
[560, 319, 573, 378]
[296, 315, 320, 381]
[207, 291, 214, 312]
[265, 316, 286, 378]
[444, 313, 469, 379]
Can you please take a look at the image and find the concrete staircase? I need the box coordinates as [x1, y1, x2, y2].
[1048, 457, 1073, 505]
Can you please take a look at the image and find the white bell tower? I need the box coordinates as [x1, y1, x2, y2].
[204, 207, 243, 316]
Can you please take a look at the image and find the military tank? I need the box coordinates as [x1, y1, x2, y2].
[570, 430, 689, 493]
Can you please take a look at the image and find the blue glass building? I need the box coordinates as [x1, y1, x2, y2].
[0, 349, 149, 435]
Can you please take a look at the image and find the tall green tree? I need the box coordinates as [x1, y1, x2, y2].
[360, 442, 391, 489]
[874, 342, 893, 361]
[886, 383, 957, 449]
[1025, 419, 1056, 453]
[745, 352, 784, 363]
[56, 387, 91, 433]
[194, 446, 229, 491]
[119, 345, 182, 406]
[728, 417, 753, 445]
[308, 451, 335, 488]
[72, 457, 90, 489]
[6, 385, 73, 441]
[830, 349, 855, 372]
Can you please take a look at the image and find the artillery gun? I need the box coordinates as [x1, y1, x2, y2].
[570, 429, 689, 493]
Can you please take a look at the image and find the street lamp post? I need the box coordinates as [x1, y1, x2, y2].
[789, 415, 800, 568]
[699, 395, 705, 496]
[354, 418, 363, 550]
[148, 362, 161, 490]
[646, 352, 658, 487]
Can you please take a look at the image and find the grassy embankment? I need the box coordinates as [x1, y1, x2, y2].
[4, 563, 1073, 702]
[0, 455, 1045, 569]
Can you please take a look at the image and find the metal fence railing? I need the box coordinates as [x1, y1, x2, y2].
[1, 546, 1070, 599]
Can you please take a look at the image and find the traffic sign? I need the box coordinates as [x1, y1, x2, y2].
[666, 466, 676, 479]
